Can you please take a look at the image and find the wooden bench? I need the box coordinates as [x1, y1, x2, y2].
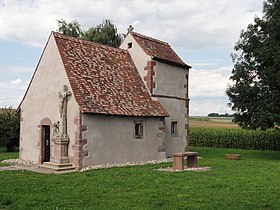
[173, 152, 198, 171]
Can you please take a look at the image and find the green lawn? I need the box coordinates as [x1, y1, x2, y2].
[0, 147, 18, 166]
[1, 147, 280, 209]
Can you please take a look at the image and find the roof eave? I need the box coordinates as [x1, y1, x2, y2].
[151, 56, 191, 69]
[80, 110, 169, 118]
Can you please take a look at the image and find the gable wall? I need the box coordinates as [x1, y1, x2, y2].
[82, 115, 166, 166]
[19, 35, 80, 164]
[120, 33, 150, 85]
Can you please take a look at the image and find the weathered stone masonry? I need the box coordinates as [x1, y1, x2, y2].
[158, 117, 166, 153]
[185, 72, 190, 151]
[144, 61, 156, 94]
[72, 113, 88, 170]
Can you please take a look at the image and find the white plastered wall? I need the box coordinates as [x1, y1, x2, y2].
[120, 33, 150, 82]
[82, 115, 164, 166]
[153, 61, 189, 156]
[20, 34, 80, 164]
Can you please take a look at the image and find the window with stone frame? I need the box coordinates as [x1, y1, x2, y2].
[134, 120, 144, 139]
[171, 121, 178, 136]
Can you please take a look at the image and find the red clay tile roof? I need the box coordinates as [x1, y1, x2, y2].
[130, 32, 190, 69]
[53, 32, 168, 117]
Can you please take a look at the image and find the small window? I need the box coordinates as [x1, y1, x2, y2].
[128, 42, 132, 49]
[134, 120, 143, 139]
[171, 121, 178, 136]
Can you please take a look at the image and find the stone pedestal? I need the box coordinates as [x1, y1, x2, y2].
[52, 135, 70, 164]
[39, 135, 75, 172]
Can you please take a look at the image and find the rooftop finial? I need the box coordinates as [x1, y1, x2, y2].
[127, 25, 134, 33]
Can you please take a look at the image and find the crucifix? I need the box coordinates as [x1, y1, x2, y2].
[51, 85, 72, 164]
[58, 85, 72, 137]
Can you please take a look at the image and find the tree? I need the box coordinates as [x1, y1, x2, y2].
[57, 19, 83, 38]
[226, 0, 280, 130]
[82, 19, 122, 47]
[57, 19, 122, 47]
[0, 107, 20, 151]
[208, 113, 220, 117]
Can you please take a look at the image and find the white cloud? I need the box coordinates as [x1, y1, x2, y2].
[0, 79, 28, 108]
[0, 96, 22, 108]
[0, 65, 33, 75]
[189, 65, 234, 115]
[190, 65, 233, 97]
[190, 96, 232, 116]
[0, 0, 262, 49]
[191, 62, 218, 67]
[10, 79, 22, 86]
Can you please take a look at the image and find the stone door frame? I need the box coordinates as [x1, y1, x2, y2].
[38, 118, 52, 164]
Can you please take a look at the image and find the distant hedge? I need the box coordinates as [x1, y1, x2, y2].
[190, 127, 280, 151]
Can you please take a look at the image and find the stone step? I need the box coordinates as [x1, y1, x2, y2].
[39, 162, 76, 172]
[42, 162, 74, 168]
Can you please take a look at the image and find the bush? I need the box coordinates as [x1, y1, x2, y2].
[190, 127, 280, 151]
[0, 107, 20, 152]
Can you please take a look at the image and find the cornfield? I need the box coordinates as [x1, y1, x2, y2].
[189, 127, 280, 151]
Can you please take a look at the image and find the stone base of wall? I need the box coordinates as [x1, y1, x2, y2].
[157, 117, 166, 157]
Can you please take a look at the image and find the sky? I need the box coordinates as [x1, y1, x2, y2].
[0, 0, 263, 116]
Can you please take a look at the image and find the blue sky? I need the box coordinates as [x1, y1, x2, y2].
[0, 0, 263, 115]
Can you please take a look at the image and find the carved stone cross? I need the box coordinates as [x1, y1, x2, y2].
[127, 25, 134, 33]
[58, 85, 71, 136]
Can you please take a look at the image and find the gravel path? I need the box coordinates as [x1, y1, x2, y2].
[0, 159, 71, 174]
[1, 158, 173, 174]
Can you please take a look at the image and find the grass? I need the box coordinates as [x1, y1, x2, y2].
[0, 147, 18, 166]
[1, 147, 280, 209]
[190, 116, 238, 128]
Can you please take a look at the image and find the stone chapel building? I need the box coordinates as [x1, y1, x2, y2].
[18, 28, 191, 171]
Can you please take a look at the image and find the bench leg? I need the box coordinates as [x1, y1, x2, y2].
[173, 156, 184, 171]
[187, 155, 197, 168]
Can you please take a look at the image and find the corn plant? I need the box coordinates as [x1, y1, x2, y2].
[189, 128, 280, 151]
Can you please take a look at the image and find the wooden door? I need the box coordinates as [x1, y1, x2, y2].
[42, 125, 50, 162]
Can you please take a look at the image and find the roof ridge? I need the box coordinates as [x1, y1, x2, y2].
[52, 31, 127, 54]
[130, 31, 169, 46]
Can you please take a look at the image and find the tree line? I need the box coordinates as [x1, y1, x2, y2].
[207, 113, 235, 117]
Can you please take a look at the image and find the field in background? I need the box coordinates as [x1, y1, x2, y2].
[189, 116, 238, 128]
[189, 116, 280, 151]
